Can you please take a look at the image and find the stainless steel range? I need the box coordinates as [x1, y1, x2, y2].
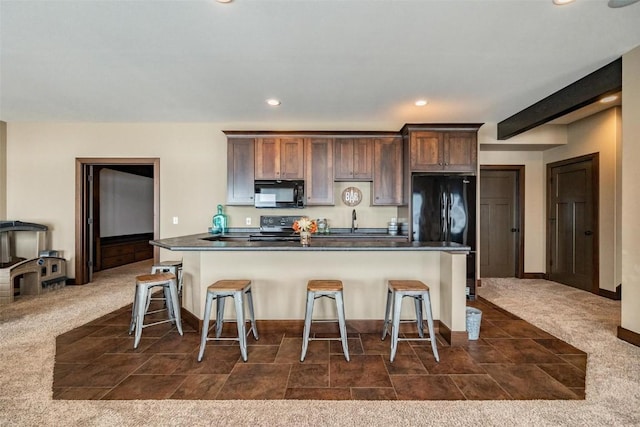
[249, 216, 301, 242]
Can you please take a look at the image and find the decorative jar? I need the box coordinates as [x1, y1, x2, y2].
[300, 231, 311, 246]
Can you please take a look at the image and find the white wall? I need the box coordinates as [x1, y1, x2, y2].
[621, 45, 640, 335]
[544, 107, 621, 292]
[6, 123, 221, 271]
[99, 168, 154, 237]
[0, 121, 6, 220]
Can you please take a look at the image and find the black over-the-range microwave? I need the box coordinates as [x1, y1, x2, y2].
[254, 180, 305, 208]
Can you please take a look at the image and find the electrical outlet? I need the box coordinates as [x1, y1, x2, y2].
[245, 217, 252, 226]
[172, 216, 179, 225]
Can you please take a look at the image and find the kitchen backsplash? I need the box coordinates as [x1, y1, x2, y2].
[226, 182, 400, 229]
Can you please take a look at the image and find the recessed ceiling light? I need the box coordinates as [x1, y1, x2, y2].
[415, 100, 428, 107]
[266, 99, 281, 106]
[216, 0, 233, 3]
[552, 0, 575, 5]
[600, 95, 618, 103]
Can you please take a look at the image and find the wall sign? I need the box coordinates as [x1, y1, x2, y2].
[341, 186, 362, 207]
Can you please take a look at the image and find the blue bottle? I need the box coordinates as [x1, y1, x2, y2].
[212, 204, 228, 235]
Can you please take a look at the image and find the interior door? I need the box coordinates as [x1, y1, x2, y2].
[86, 165, 95, 282]
[75, 158, 160, 285]
[480, 170, 518, 277]
[547, 156, 598, 292]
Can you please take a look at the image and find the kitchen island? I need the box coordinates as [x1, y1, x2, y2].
[151, 232, 470, 344]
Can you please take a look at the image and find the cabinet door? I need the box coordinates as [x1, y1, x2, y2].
[373, 137, 403, 205]
[279, 138, 305, 179]
[255, 138, 280, 179]
[227, 138, 255, 205]
[444, 132, 477, 172]
[305, 138, 334, 205]
[334, 138, 373, 181]
[334, 139, 354, 180]
[410, 131, 444, 171]
[352, 138, 373, 180]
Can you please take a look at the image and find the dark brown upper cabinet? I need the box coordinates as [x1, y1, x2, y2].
[304, 137, 334, 205]
[255, 137, 304, 180]
[226, 137, 255, 205]
[403, 124, 482, 173]
[372, 137, 403, 206]
[334, 138, 373, 181]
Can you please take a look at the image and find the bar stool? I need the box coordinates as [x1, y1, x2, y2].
[128, 272, 183, 349]
[381, 280, 439, 363]
[146, 260, 183, 312]
[197, 280, 258, 362]
[152, 260, 183, 295]
[301, 280, 350, 362]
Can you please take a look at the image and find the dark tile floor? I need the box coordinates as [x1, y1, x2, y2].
[53, 297, 587, 400]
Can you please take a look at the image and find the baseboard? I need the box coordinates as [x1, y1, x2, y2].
[599, 284, 622, 300]
[180, 307, 201, 332]
[438, 322, 468, 346]
[522, 272, 545, 279]
[617, 326, 640, 347]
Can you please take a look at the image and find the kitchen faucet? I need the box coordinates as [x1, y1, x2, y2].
[351, 209, 358, 233]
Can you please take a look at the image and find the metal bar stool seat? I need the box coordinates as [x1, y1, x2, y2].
[128, 272, 183, 349]
[301, 280, 350, 362]
[381, 280, 439, 363]
[197, 280, 258, 362]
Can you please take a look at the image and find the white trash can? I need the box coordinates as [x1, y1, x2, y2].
[466, 307, 482, 340]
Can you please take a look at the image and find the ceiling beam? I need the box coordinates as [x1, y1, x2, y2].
[497, 58, 622, 140]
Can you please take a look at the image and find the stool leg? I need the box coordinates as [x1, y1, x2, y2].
[246, 288, 259, 340]
[163, 284, 174, 321]
[381, 288, 392, 340]
[300, 291, 315, 362]
[129, 286, 139, 335]
[133, 284, 148, 349]
[215, 296, 226, 338]
[414, 295, 424, 338]
[234, 291, 248, 362]
[198, 291, 215, 362]
[168, 279, 183, 336]
[390, 291, 403, 362]
[335, 291, 350, 362]
[422, 292, 440, 362]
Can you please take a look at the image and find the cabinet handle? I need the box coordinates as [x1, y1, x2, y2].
[445, 162, 449, 166]
[438, 162, 443, 165]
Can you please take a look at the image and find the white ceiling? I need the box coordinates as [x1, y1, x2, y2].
[1, 0, 640, 128]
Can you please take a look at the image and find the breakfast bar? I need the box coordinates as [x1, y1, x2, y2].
[151, 233, 470, 344]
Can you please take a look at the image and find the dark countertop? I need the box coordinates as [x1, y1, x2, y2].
[150, 232, 471, 252]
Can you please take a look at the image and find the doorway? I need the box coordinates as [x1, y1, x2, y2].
[479, 166, 525, 278]
[75, 158, 160, 285]
[547, 154, 599, 293]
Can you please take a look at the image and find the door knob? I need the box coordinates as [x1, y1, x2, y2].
[510, 228, 520, 232]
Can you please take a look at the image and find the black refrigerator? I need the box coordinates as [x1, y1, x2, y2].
[411, 174, 477, 299]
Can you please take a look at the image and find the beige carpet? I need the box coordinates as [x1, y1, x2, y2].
[1, 262, 639, 426]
